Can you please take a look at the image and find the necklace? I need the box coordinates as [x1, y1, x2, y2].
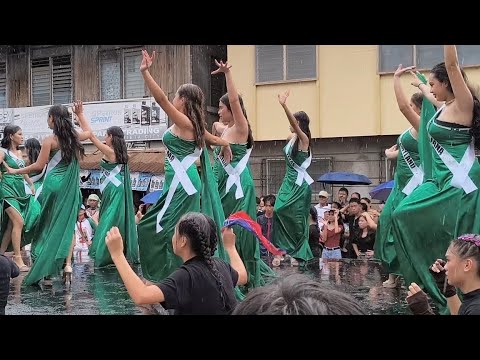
[445, 98, 456, 106]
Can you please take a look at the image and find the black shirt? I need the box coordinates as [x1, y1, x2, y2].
[459, 288, 480, 315]
[157, 256, 239, 315]
[0, 254, 19, 313]
[257, 214, 273, 242]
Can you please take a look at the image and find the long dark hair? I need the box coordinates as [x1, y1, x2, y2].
[309, 206, 320, 234]
[292, 111, 312, 158]
[48, 104, 85, 162]
[177, 212, 231, 312]
[25, 138, 41, 164]
[177, 84, 206, 149]
[107, 126, 128, 164]
[1, 125, 21, 150]
[431, 62, 480, 149]
[219, 93, 254, 149]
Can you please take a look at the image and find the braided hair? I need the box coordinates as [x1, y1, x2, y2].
[177, 212, 231, 312]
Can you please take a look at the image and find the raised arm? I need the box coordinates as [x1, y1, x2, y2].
[278, 90, 309, 147]
[385, 144, 399, 160]
[140, 50, 193, 130]
[222, 227, 248, 286]
[72, 101, 115, 161]
[211, 60, 249, 136]
[444, 45, 473, 114]
[410, 72, 444, 108]
[393, 64, 420, 130]
[106, 227, 165, 305]
[6, 137, 53, 174]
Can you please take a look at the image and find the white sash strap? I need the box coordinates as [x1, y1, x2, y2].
[429, 134, 477, 194]
[285, 137, 314, 186]
[220, 148, 252, 200]
[0, 148, 25, 168]
[156, 147, 202, 233]
[99, 164, 122, 193]
[35, 151, 63, 200]
[399, 132, 424, 195]
[29, 166, 46, 183]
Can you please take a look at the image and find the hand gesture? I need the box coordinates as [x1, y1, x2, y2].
[221, 227, 236, 249]
[385, 144, 398, 157]
[409, 71, 423, 88]
[220, 145, 232, 165]
[394, 64, 415, 78]
[211, 59, 232, 75]
[3, 162, 17, 175]
[278, 90, 290, 106]
[406, 282, 435, 315]
[140, 50, 155, 72]
[72, 101, 83, 116]
[105, 226, 124, 257]
[429, 259, 456, 298]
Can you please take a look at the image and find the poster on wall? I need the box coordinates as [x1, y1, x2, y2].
[0, 97, 168, 142]
[149, 175, 165, 192]
[130, 172, 152, 192]
[79, 170, 102, 189]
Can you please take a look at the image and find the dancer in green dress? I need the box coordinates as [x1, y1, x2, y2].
[73, 101, 139, 267]
[376, 64, 441, 288]
[270, 90, 314, 266]
[391, 45, 480, 314]
[5, 105, 90, 286]
[0, 125, 38, 271]
[137, 50, 232, 282]
[212, 60, 275, 293]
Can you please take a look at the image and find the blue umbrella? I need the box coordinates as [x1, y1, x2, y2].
[141, 190, 163, 204]
[369, 180, 395, 202]
[317, 172, 372, 185]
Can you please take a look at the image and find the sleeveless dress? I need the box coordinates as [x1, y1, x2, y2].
[89, 159, 138, 267]
[214, 143, 276, 294]
[271, 137, 313, 262]
[391, 107, 480, 314]
[137, 128, 201, 282]
[24, 150, 82, 285]
[0, 149, 40, 250]
[375, 129, 421, 275]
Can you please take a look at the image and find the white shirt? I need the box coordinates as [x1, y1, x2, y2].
[315, 204, 331, 229]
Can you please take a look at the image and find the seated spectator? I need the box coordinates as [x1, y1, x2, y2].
[232, 273, 365, 315]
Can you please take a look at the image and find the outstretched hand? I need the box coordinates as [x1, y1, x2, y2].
[278, 90, 290, 106]
[211, 59, 232, 75]
[105, 226, 124, 257]
[394, 64, 415, 78]
[3, 161, 17, 174]
[140, 50, 155, 72]
[72, 100, 83, 116]
[221, 227, 236, 248]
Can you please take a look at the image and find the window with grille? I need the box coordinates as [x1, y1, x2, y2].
[256, 45, 317, 83]
[0, 63, 6, 108]
[99, 47, 144, 100]
[378, 45, 480, 73]
[31, 55, 72, 106]
[264, 157, 332, 203]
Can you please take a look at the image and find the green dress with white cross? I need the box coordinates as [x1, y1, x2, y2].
[89, 160, 139, 267]
[391, 107, 480, 314]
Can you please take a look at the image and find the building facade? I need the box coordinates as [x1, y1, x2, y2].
[227, 45, 480, 202]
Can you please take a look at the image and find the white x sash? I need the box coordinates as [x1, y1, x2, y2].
[0, 147, 25, 168]
[427, 106, 477, 195]
[399, 130, 424, 195]
[156, 146, 202, 233]
[35, 151, 63, 200]
[99, 164, 122, 193]
[285, 137, 314, 186]
[217, 147, 252, 200]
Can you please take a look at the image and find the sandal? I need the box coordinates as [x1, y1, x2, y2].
[13, 255, 30, 272]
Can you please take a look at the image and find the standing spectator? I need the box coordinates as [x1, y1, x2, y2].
[74, 206, 94, 263]
[314, 190, 331, 229]
[308, 206, 322, 258]
[86, 194, 101, 225]
[337, 187, 349, 208]
[257, 195, 275, 257]
[321, 209, 344, 260]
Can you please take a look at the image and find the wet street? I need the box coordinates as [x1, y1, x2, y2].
[6, 258, 410, 315]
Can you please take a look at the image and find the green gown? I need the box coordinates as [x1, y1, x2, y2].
[271, 136, 313, 262]
[0, 148, 40, 250]
[23, 150, 82, 285]
[214, 143, 276, 294]
[137, 129, 201, 282]
[89, 160, 138, 267]
[391, 106, 480, 314]
[375, 128, 422, 274]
